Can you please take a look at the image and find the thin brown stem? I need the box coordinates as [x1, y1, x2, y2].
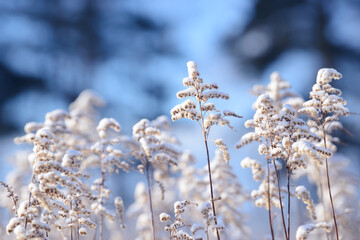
[316, 165, 330, 240]
[99, 150, 106, 240]
[267, 161, 275, 240]
[24, 175, 36, 229]
[197, 95, 220, 240]
[24, 191, 32, 229]
[145, 162, 156, 240]
[272, 158, 288, 240]
[70, 201, 73, 240]
[203, 135, 221, 240]
[323, 130, 339, 240]
[287, 168, 291, 240]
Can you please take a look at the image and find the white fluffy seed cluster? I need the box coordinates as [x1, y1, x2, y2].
[5, 90, 140, 239]
[236, 94, 275, 149]
[241, 157, 264, 181]
[295, 186, 316, 220]
[214, 139, 230, 166]
[295, 222, 332, 240]
[159, 200, 197, 240]
[114, 196, 125, 229]
[132, 118, 180, 166]
[299, 68, 349, 121]
[90, 117, 132, 225]
[96, 118, 121, 139]
[250, 71, 304, 111]
[171, 61, 241, 141]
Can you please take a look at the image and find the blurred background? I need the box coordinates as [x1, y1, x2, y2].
[1, 0, 360, 235]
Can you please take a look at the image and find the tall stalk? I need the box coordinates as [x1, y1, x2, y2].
[203, 133, 221, 240]
[287, 168, 291, 240]
[145, 162, 156, 240]
[323, 129, 339, 240]
[24, 174, 36, 229]
[272, 157, 288, 240]
[99, 152, 105, 240]
[267, 161, 275, 240]
[198, 98, 221, 240]
[316, 165, 330, 240]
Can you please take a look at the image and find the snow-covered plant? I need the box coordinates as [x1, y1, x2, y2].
[295, 186, 316, 220]
[131, 117, 181, 240]
[127, 182, 154, 240]
[299, 68, 349, 240]
[203, 150, 248, 239]
[90, 118, 131, 240]
[1, 61, 359, 240]
[250, 71, 304, 111]
[296, 222, 332, 240]
[159, 200, 199, 240]
[237, 94, 286, 239]
[7, 128, 65, 239]
[0, 182, 18, 218]
[171, 61, 241, 240]
[3, 90, 106, 240]
[274, 104, 330, 238]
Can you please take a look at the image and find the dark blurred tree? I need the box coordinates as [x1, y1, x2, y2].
[225, 0, 360, 72]
[0, 0, 174, 131]
[224, 0, 360, 148]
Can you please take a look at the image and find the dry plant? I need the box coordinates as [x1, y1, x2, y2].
[299, 68, 349, 240]
[0, 62, 358, 240]
[171, 61, 242, 240]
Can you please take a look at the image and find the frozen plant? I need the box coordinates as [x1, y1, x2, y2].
[131, 117, 181, 240]
[159, 200, 199, 240]
[90, 118, 131, 240]
[295, 222, 332, 240]
[202, 150, 248, 239]
[250, 71, 304, 111]
[237, 94, 286, 240]
[295, 186, 316, 220]
[299, 68, 349, 240]
[171, 61, 241, 240]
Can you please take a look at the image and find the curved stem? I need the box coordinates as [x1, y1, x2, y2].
[272, 158, 288, 240]
[203, 135, 221, 240]
[267, 161, 275, 240]
[145, 162, 156, 240]
[323, 130, 339, 240]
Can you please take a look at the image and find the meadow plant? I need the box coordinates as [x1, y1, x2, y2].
[0, 62, 358, 240]
[299, 68, 349, 240]
[171, 61, 242, 240]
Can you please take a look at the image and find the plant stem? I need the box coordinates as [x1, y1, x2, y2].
[316, 165, 330, 240]
[267, 161, 275, 240]
[145, 162, 156, 240]
[272, 158, 288, 240]
[203, 135, 221, 240]
[287, 168, 291, 240]
[24, 174, 35, 229]
[99, 151, 105, 240]
[323, 129, 339, 240]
